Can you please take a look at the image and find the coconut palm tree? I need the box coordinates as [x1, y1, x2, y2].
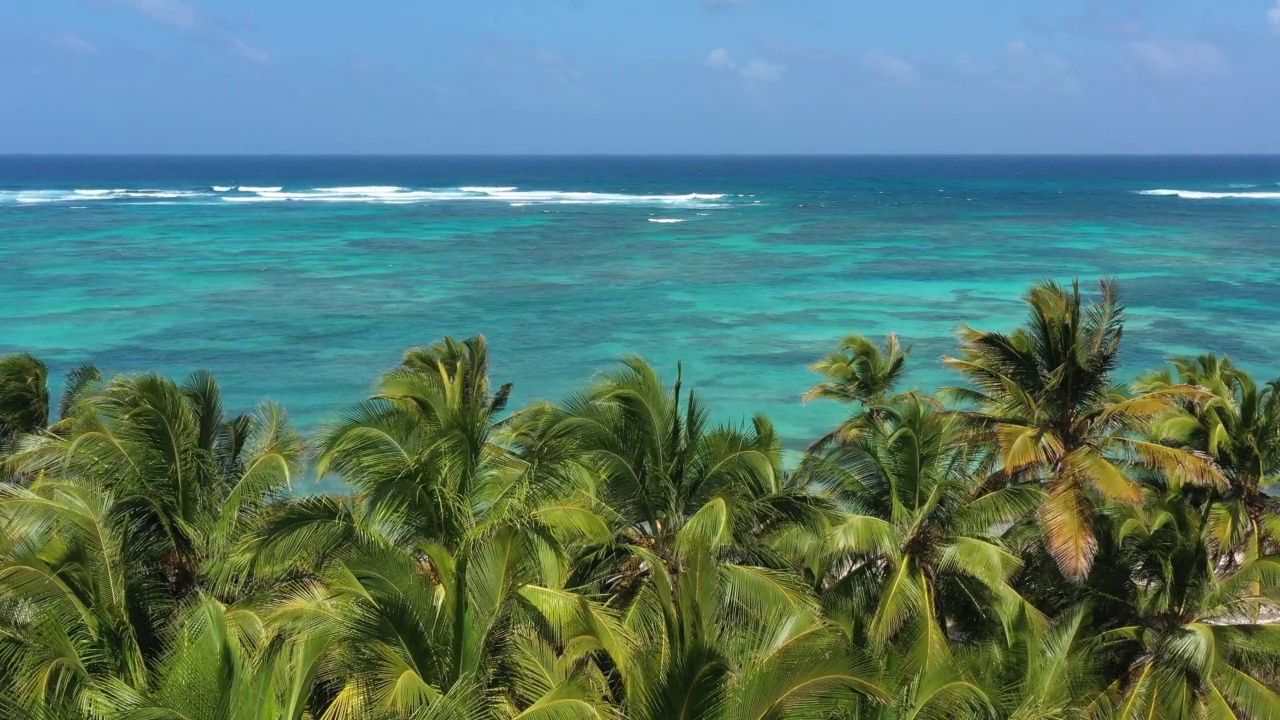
[0, 477, 155, 717]
[509, 358, 826, 601]
[97, 595, 326, 720]
[797, 393, 1042, 673]
[260, 528, 622, 719]
[943, 279, 1223, 580]
[0, 370, 301, 715]
[1085, 494, 1280, 720]
[804, 334, 910, 450]
[0, 354, 49, 450]
[504, 358, 884, 719]
[0, 354, 99, 466]
[11, 371, 301, 598]
[620, 536, 887, 720]
[245, 337, 624, 718]
[314, 335, 526, 550]
[1137, 355, 1280, 564]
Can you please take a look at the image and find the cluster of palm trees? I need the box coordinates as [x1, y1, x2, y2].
[2, 279, 1279, 719]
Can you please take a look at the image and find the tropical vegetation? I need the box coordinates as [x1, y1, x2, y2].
[2, 279, 1279, 719]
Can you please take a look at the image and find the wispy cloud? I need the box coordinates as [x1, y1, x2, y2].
[1127, 40, 1228, 79]
[52, 34, 98, 54]
[126, 0, 197, 30]
[955, 41, 1080, 95]
[229, 37, 271, 65]
[863, 50, 920, 84]
[1059, 1, 1143, 41]
[106, 0, 269, 65]
[480, 37, 583, 87]
[706, 48, 784, 87]
[1269, 1, 1280, 36]
[532, 48, 583, 84]
[1000, 40, 1080, 94]
[740, 60, 784, 82]
[757, 37, 836, 63]
[706, 48, 735, 71]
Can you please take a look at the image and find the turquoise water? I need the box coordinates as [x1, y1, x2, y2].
[3, 156, 1280, 454]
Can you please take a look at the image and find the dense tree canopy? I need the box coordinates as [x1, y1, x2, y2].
[2, 279, 1279, 719]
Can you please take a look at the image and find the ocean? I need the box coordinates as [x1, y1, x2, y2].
[3, 155, 1279, 458]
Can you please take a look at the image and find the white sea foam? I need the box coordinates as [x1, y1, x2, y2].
[3, 189, 209, 203]
[648, 218, 684, 223]
[224, 186, 728, 207]
[313, 186, 407, 194]
[1139, 189, 1280, 200]
[1, 185, 730, 208]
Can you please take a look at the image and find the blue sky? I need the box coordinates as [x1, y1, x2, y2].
[4, 1, 1280, 153]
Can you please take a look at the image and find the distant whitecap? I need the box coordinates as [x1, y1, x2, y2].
[1138, 189, 1280, 200]
[1, 185, 733, 208]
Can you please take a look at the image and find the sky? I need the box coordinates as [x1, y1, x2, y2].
[3, 1, 1280, 154]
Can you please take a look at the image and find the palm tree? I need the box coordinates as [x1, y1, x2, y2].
[504, 358, 885, 719]
[314, 335, 522, 549]
[249, 510, 628, 719]
[511, 358, 825, 599]
[0, 477, 153, 717]
[620, 536, 887, 720]
[798, 393, 1042, 672]
[0, 370, 301, 714]
[249, 337, 625, 718]
[943, 279, 1223, 580]
[0, 354, 49, 450]
[804, 334, 910, 449]
[1137, 355, 1280, 564]
[1086, 495, 1280, 719]
[98, 595, 325, 720]
[0, 355, 99, 466]
[13, 371, 301, 597]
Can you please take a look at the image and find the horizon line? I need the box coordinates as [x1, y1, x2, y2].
[4, 151, 1280, 158]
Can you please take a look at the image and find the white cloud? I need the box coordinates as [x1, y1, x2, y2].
[741, 59, 784, 83]
[111, 0, 273, 67]
[706, 48, 735, 70]
[705, 49, 784, 86]
[532, 48, 582, 84]
[1127, 40, 1229, 79]
[954, 41, 1079, 95]
[863, 50, 920, 84]
[230, 37, 271, 65]
[1001, 39, 1081, 95]
[52, 34, 97, 54]
[1268, 1, 1280, 36]
[126, 0, 197, 31]
[952, 53, 981, 76]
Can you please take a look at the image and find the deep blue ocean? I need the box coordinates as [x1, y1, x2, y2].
[3, 156, 1280, 457]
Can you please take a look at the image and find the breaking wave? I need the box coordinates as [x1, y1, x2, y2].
[1, 186, 728, 209]
[1138, 189, 1280, 200]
